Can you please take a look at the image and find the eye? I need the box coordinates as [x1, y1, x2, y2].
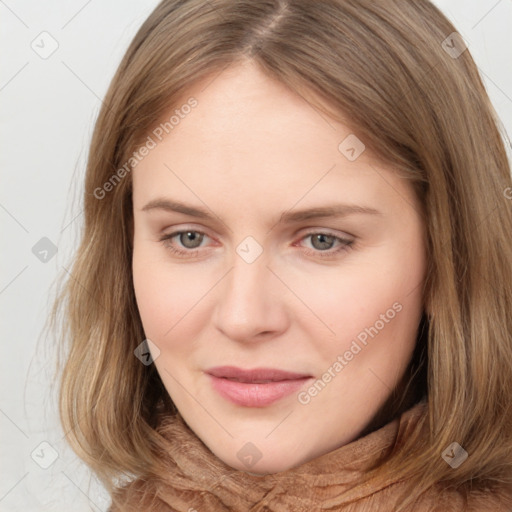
[159, 230, 210, 257]
[296, 231, 354, 259]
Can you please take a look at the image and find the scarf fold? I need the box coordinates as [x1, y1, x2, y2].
[109, 400, 510, 511]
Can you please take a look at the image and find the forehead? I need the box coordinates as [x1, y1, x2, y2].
[160, 60, 354, 159]
[132, 61, 416, 217]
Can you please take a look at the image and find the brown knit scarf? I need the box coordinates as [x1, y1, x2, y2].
[109, 400, 511, 511]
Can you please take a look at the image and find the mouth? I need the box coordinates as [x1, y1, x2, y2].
[205, 366, 313, 407]
[206, 366, 312, 382]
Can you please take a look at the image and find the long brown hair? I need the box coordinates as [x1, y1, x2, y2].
[47, 0, 512, 507]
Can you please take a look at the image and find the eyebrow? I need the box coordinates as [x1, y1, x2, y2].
[140, 198, 382, 223]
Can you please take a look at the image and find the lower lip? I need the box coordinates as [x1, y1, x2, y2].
[208, 374, 312, 407]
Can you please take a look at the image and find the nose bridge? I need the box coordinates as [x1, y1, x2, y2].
[224, 248, 270, 316]
[213, 243, 284, 341]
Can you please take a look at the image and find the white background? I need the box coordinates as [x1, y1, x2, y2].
[1, 1, 511, 510]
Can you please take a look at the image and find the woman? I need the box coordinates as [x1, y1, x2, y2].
[50, 0, 512, 510]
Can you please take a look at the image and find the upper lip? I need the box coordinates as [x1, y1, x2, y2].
[206, 366, 312, 383]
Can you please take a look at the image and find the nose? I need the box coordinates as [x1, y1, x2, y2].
[212, 249, 289, 343]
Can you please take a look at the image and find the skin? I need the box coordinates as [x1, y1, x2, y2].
[131, 59, 426, 475]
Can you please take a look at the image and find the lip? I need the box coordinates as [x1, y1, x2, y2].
[206, 366, 313, 407]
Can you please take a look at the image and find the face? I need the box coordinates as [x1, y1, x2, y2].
[131, 60, 426, 474]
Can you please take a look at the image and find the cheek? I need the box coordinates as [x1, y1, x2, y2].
[132, 243, 206, 342]
[287, 242, 424, 362]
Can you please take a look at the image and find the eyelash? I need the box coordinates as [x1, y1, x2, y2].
[158, 229, 354, 259]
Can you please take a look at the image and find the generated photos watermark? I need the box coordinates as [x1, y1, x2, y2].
[297, 301, 403, 405]
[93, 97, 198, 200]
